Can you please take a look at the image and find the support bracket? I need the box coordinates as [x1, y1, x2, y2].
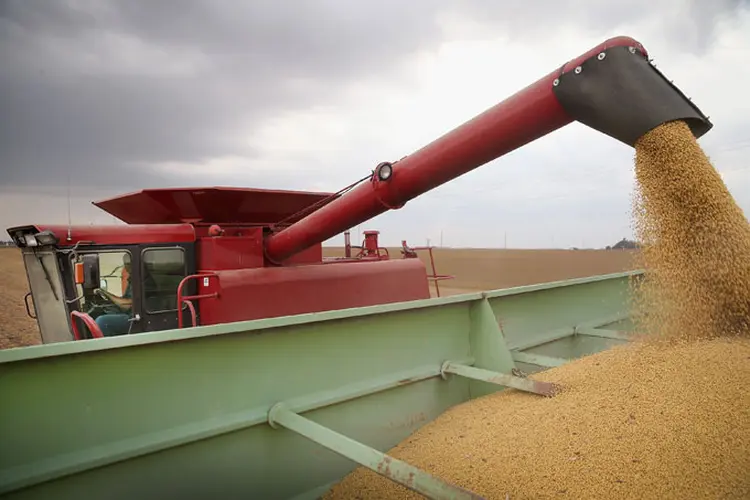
[267, 403, 485, 500]
[440, 361, 559, 397]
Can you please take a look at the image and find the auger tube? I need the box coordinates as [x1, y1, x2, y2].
[264, 35, 712, 264]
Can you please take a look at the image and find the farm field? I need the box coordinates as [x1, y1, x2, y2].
[0, 246, 639, 350]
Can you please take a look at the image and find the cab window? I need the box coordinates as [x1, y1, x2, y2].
[142, 247, 186, 313]
[73, 250, 132, 312]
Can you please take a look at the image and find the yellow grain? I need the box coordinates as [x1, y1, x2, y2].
[630, 120, 750, 342]
[324, 338, 750, 499]
[324, 121, 750, 499]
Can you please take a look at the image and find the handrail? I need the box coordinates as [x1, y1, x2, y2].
[24, 292, 37, 319]
[401, 241, 454, 297]
[176, 273, 221, 329]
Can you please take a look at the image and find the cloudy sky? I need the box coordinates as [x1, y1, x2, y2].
[1, 0, 749, 249]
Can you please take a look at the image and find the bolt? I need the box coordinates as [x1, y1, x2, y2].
[553, 78, 560, 86]
[574, 66, 582, 74]
[597, 52, 606, 60]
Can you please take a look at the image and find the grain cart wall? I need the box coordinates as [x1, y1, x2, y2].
[0, 271, 639, 500]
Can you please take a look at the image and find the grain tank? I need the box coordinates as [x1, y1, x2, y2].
[6, 35, 711, 344]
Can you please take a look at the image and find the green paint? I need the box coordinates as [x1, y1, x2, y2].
[466, 297, 516, 398]
[268, 405, 484, 500]
[511, 351, 569, 368]
[0, 271, 644, 500]
[442, 362, 558, 397]
[576, 326, 632, 341]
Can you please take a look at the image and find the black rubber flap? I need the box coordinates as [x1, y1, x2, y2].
[552, 46, 713, 146]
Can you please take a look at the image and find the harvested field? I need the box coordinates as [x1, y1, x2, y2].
[0, 246, 638, 349]
[0, 248, 42, 349]
[323, 247, 639, 297]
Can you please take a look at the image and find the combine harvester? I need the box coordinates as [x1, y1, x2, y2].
[1, 36, 711, 499]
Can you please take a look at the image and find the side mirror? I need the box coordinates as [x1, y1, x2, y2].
[81, 254, 100, 290]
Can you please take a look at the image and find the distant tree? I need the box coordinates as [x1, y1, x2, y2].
[611, 238, 640, 250]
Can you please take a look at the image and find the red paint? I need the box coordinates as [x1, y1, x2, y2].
[176, 273, 221, 329]
[197, 258, 430, 325]
[358, 231, 388, 259]
[404, 243, 454, 297]
[11, 224, 196, 247]
[183, 300, 198, 328]
[195, 228, 321, 270]
[264, 36, 648, 262]
[93, 187, 334, 225]
[71, 311, 103, 340]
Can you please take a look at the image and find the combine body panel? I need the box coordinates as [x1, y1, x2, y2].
[6, 35, 711, 345]
[197, 259, 430, 324]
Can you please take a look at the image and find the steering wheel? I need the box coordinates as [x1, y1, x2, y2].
[91, 288, 127, 314]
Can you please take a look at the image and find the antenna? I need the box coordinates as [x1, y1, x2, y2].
[66, 174, 72, 242]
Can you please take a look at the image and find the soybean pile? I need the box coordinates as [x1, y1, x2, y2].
[324, 120, 750, 499]
[324, 338, 750, 499]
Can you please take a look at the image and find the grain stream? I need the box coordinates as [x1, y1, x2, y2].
[324, 121, 750, 499]
[630, 120, 750, 342]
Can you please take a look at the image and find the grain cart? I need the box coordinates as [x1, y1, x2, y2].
[0, 35, 713, 499]
[6, 36, 710, 346]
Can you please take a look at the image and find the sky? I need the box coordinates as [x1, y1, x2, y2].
[1, 0, 749, 249]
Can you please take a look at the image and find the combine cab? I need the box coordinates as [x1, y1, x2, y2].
[8, 187, 445, 344]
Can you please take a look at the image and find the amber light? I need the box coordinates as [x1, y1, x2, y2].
[74, 263, 84, 285]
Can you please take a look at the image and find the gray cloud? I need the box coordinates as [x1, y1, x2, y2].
[442, 0, 748, 55]
[0, 0, 446, 190]
[2, 0, 746, 192]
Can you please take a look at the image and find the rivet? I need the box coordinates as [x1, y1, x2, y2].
[597, 52, 606, 60]
[574, 66, 582, 74]
[553, 78, 560, 86]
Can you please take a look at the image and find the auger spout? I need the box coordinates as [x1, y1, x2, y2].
[264, 35, 712, 264]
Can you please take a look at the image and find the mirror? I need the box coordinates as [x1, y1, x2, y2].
[99, 278, 108, 290]
[82, 254, 101, 290]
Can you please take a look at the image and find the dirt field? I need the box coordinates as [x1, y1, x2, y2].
[0, 246, 638, 350]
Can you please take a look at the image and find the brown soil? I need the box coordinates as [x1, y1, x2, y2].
[0, 247, 42, 349]
[324, 247, 639, 297]
[0, 246, 638, 350]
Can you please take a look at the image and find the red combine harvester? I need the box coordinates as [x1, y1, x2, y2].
[7, 36, 711, 345]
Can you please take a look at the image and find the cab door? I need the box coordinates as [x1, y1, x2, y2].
[138, 244, 196, 332]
